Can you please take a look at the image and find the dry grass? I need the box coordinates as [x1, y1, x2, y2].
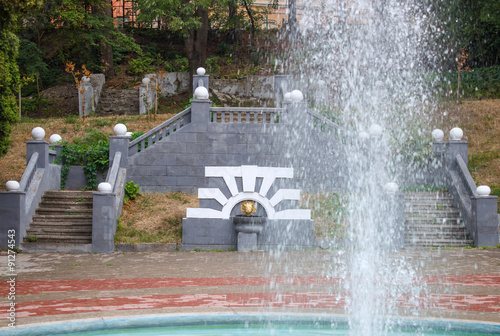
[0, 113, 176, 191]
[434, 99, 499, 187]
[116, 192, 198, 244]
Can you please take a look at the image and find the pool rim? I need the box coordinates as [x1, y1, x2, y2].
[1, 313, 499, 336]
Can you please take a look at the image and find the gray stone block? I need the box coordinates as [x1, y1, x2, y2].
[258, 219, 315, 250]
[182, 218, 236, 245]
[237, 232, 258, 252]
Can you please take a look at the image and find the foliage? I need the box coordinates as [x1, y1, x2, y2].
[438, 66, 500, 99]
[0, 31, 20, 158]
[164, 55, 189, 73]
[128, 55, 155, 76]
[124, 181, 141, 203]
[56, 130, 109, 190]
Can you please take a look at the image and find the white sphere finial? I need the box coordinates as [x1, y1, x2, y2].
[369, 124, 383, 137]
[476, 186, 491, 197]
[31, 127, 45, 140]
[290, 90, 304, 102]
[5, 181, 20, 192]
[283, 92, 292, 102]
[432, 129, 444, 141]
[358, 131, 370, 140]
[449, 127, 463, 141]
[98, 182, 113, 194]
[384, 182, 399, 194]
[197, 67, 206, 76]
[142, 78, 150, 85]
[49, 134, 62, 144]
[114, 124, 127, 136]
[194, 86, 209, 100]
[82, 76, 91, 83]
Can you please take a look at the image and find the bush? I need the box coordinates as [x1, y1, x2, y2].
[128, 55, 155, 76]
[124, 181, 140, 203]
[164, 56, 188, 73]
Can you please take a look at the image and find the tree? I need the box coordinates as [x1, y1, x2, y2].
[0, 0, 40, 157]
[137, 0, 213, 78]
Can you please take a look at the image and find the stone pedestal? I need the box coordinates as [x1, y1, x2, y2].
[233, 216, 265, 252]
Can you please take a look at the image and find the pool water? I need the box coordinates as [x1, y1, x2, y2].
[2, 315, 499, 336]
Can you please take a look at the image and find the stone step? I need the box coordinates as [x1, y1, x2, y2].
[406, 224, 467, 232]
[406, 217, 462, 225]
[35, 208, 93, 215]
[19, 242, 92, 253]
[405, 238, 473, 247]
[404, 203, 456, 210]
[37, 202, 93, 210]
[31, 214, 92, 222]
[405, 231, 470, 240]
[27, 227, 92, 235]
[23, 235, 92, 244]
[43, 190, 93, 198]
[405, 210, 461, 218]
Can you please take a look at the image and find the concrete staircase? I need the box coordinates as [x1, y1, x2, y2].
[96, 88, 139, 115]
[22, 191, 93, 252]
[404, 191, 473, 247]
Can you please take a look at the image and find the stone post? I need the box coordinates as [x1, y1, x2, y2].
[471, 195, 499, 247]
[92, 192, 116, 253]
[274, 74, 290, 106]
[0, 191, 26, 249]
[139, 78, 155, 115]
[26, 140, 49, 169]
[193, 67, 209, 94]
[109, 136, 129, 169]
[78, 77, 94, 118]
[384, 191, 406, 249]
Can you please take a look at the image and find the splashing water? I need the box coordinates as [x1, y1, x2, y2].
[283, 0, 436, 334]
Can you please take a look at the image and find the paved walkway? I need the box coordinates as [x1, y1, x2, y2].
[0, 248, 499, 330]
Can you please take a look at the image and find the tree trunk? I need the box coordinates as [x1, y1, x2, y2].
[242, 0, 256, 49]
[185, 7, 209, 88]
[226, 0, 238, 44]
[101, 0, 115, 77]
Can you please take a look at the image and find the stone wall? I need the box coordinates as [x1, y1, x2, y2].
[146, 72, 277, 100]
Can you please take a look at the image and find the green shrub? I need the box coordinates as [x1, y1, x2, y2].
[164, 56, 188, 73]
[124, 181, 140, 203]
[128, 55, 155, 76]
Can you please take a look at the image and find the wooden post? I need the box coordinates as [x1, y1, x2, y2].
[18, 84, 21, 121]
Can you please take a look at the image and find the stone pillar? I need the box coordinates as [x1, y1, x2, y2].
[92, 192, 116, 253]
[139, 78, 155, 115]
[193, 75, 209, 93]
[274, 74, 290, 106]
[384, 192, 405, 249]
[78, 77, 94, 118]
[109, 136, 129, 169]
[26, 140, 49, 169]
[471, 196, 499, 247]
[445, 140, 468, 171]
[0, 191, 26, 249]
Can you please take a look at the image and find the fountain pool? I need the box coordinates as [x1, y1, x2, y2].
[2, 315, 499, 336]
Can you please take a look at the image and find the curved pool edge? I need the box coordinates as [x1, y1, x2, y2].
[1, 313, 499, 336]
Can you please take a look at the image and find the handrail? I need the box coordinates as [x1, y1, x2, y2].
[209, 107, 284, 124]
[106, 152, 121, 190]
[456, 154, 478, 197]
[305, 108, 343, 131]
[19, 152, 39, 192]
[128, 107, 191, 156]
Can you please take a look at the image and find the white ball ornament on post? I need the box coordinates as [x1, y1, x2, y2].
[125, 132, 133, 138]
[369, 124, 383, 137]
[476, 186, 491, 197]
[49, 134, 62, 144]
[284, 92, 292, 102]
[194, 86, 209, 100]
[384, 182, 399, 194]
[290, 90, 304, 102]
[82, 76, 91, 83]
[431, 129, 444, 141]
[358, 131, 370, 140]
[114, 123, 127, 136]
[98, 182, 113, 194]
[142, 78, 150, 85]
[5, 181, 20, 192]
[31, 127, 45, 140]
[449, 127, 463, 141]
[196, 67, 206, 76]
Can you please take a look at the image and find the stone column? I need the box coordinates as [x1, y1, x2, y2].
[139, 78, 154, 115]
[109, 136, 129, 169]
[92, 192, 116, 253]
[26, 140, 49, 169]
[78, 77, 94, 118]
[0, 191, 26, 249]
[471, 195, 499, 247]
[274, 74, 290, 106]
